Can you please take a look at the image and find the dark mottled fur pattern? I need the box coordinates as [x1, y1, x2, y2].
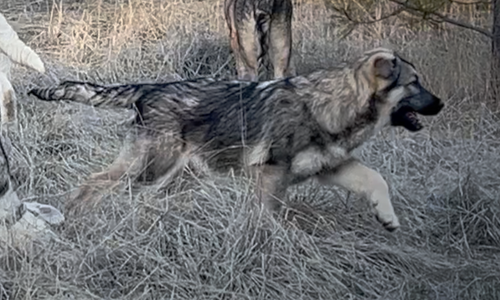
[224, 0, 295, 81]
[0, 135, 11, 199]
[29, 48, 444, 231]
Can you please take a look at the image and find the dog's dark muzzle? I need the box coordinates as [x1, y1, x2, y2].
[391, 85, 444, 132]
[400, 86, 444, 115]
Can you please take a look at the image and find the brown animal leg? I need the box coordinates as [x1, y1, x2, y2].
[268, 5, 295, 78]
[227, 12, 261, 81]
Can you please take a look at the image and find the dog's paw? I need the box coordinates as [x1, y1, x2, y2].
[24, 202, 65, 225]
[375, 212, 400, 232]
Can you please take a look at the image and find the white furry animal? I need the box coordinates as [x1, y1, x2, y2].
[0, 13, 63, 248]
[0, 13, 45, 124]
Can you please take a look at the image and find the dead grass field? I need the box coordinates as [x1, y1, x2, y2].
[1, 0, 499, 299]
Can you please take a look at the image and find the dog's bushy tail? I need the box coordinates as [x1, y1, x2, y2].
[29, 81, 141, 109]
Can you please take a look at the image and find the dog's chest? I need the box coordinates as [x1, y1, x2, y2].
[289, 142, 349, 176]
[338, 125, 377, 152]
[288, 122, 377, 177]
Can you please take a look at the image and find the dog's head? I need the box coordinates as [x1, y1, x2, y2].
[360, 48, 444, 132]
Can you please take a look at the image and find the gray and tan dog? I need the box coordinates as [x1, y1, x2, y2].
[29, 48, 444, 231]
[224, 0, 295, 81]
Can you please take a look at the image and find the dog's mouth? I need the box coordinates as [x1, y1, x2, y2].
[390, 91, 444, 132]
[391, 106, 423, 132]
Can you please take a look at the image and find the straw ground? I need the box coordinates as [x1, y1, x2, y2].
[0, 0, 499, 299]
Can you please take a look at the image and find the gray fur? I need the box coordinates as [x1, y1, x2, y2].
[29, 48, 444, 231]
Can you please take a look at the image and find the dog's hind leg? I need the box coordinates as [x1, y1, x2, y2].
[65, 133, 152, 213]
[317, 159, 400, 232]
[151, 151, 191, 188]
[252, 164, 288, 214]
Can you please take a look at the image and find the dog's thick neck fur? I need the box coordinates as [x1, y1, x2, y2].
[297, 67, 380, 148]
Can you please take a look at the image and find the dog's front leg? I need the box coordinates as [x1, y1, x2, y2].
[317, 159, 400, 231]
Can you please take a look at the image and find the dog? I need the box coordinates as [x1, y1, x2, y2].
[224, 0, 296, 81]
[29, 48, 444, 231]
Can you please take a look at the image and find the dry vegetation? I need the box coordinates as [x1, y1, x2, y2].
[1, 0, 499, 299]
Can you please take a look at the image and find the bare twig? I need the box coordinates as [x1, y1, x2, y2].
[324, 0, 405, 25]
[389, 0, 492, 38]
[342, 6, 406, 24]
[451, 0, 491, 5]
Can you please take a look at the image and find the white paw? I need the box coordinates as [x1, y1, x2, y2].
[24, 202, 65, 225]
[375, 211, 400, 232]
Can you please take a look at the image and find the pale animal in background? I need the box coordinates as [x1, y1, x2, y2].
[0, 13, 64, 248]
[0, 13, 45, 124]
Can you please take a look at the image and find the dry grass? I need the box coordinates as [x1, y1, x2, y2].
[1, 0, 499, 299]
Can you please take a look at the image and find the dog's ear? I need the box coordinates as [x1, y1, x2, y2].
[374, 57, 397, 79]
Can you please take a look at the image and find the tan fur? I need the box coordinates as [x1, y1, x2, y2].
[317, 160, 399, 229]
[246, 140, 270, 166]
[224, 0, 296, 81]
[29, 48, 444, 231]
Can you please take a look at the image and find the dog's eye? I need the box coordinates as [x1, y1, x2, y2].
[406, 77, 419, 87]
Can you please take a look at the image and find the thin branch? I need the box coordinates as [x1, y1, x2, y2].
[324, 0, 405, 25]
[341, 6, 406, 24]
[389, 0, 492, 38]
[451, 0, 491, 5]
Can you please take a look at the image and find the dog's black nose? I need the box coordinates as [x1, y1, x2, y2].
[420, 96, 444, 116]
[434, 99, 445, 113]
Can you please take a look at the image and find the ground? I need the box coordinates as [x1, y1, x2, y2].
[0, 0, 499, 299]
